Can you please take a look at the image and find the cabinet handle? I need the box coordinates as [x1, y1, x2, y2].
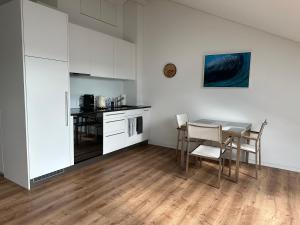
[105, 132, 125, 138]
[106, 112, 125, 116]
[65, 91, 69, 126]
[106, 119, 125, 124]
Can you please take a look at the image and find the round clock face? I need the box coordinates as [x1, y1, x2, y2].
[163, 63, 177, 78]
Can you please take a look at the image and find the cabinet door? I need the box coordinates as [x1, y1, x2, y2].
[23, 0, 68, 61]
[90, 30, 114, 78]
[69, 23, 91, 74]
[80, 0, 101, 20]
[25, 57, 71, 179]
[103, 132, 126, 155]
[142, 109, 151, 141]
[101, 0, 117, 26]
[114, 39, 136, 80]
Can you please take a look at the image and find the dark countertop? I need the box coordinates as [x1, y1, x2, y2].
[71, 105, 151, 116]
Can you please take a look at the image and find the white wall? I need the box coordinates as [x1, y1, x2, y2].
[142, 0, 300, 172]
[0, 110, 3, 174]
[57, 0, 124, 38]
[70, 76, 126, 107]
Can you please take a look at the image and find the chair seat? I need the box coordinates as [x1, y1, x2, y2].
[232, 142, 256, 153]
[191, 145, 225, 159]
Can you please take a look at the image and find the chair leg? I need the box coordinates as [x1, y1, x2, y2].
[246, 152, 249, 165]
[218, 159, 222, 188]
[181, 131, 185, 166]
[255, 152, 258, 179]
[185, 152, 190, 177]
[221, 157, 225, 173]
[259, 141, 262, 170]
[175, 130, 180, 161]
[229, 148, 232, 177]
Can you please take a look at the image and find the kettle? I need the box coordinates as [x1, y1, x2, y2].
[96, 96, 106, 108]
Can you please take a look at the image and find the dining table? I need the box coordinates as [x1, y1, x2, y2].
[180, 119, 252, 182]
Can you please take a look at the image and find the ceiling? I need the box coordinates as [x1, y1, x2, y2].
[172, 0, 300, 43]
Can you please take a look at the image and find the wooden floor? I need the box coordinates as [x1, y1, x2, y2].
[0, 145, 300, 225]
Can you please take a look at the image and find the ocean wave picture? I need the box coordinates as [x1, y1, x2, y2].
[204, 52, 251, 87]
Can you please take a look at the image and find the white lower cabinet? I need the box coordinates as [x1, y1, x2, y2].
[103, 132, 126, 155]
[103, 109, 150, 155]
[142, 109, 150, 141]
[103, 112, 126, 154]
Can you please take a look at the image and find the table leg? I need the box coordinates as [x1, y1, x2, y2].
[235, 137, 241, 182]
[180, 130, 185, 168]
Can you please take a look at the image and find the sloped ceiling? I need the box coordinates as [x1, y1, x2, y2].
[172, 0, 300, 43]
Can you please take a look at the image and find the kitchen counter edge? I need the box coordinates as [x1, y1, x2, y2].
[71, 106, 151, 116]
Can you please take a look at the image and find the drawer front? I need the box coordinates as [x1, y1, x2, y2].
[104, 118, 125, 134]
[126, 109, 143, 117]
[103, 132, 126, 154]
[103, 111, 126, 120]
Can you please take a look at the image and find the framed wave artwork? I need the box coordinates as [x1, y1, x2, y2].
[203, 52, 251, 87]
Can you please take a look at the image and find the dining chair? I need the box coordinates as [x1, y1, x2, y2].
[185, 123, 233, 188]
[231, 119, 268, 178]
[175, 113, 189, 160]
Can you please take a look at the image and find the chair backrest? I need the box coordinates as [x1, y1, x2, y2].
[187, 122, 222, 143]
[176, 113, 188, 128]
[258, 119, 268, 139]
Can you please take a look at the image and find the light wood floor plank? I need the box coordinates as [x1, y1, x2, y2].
[0, 145, 299, 225]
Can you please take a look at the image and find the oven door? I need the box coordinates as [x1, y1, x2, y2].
[73, 113, 103, 163]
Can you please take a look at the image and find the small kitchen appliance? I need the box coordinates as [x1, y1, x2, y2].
[79, 94, 94, 112]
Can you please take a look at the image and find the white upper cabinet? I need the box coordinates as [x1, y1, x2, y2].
[101, 0, 117, 26]
[80, 0, 101, 20]
[69, 24, 91, 74]
[79, 0, 117, 26]
[114, 39, 136, 80]
[90, 30, 114, 78]
[69, 24, 136, 80]
[22, 0, 68, 61]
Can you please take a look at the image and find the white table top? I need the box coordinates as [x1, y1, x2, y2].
[194, 119, 252, 137]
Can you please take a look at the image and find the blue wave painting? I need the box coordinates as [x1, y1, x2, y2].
[204, 52, 251, 87]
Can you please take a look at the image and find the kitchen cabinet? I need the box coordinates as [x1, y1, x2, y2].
[142, 109, 150, 141]
[90, 30, 114, 78]
[69, 23, 136, 80]
[80, 0, 101, 20]
[79, 0, 117, 26]
[0, 0, 72, 189]
[23, 0, 68, 61]
[103, 108, 151, 155]
[114, 39, 136, 80]
[103, 111, 126, 154]
[69, 24, 91, 74]
[101, 0, 117, 25]
[25, 57, 71, 179]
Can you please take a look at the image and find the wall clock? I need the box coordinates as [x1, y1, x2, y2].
[163, 63, 177, 78]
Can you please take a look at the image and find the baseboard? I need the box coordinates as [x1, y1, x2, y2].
[150, 141, 300, 173]
[247, 159, 300, 173]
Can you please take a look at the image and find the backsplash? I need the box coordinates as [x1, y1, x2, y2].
[70, 76, 125, 108]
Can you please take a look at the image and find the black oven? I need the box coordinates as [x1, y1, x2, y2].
[73, 112, 103, 164]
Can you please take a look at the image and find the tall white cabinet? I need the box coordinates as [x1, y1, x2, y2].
[0, 0, 72, 189]
[25, 57, 71, 179]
